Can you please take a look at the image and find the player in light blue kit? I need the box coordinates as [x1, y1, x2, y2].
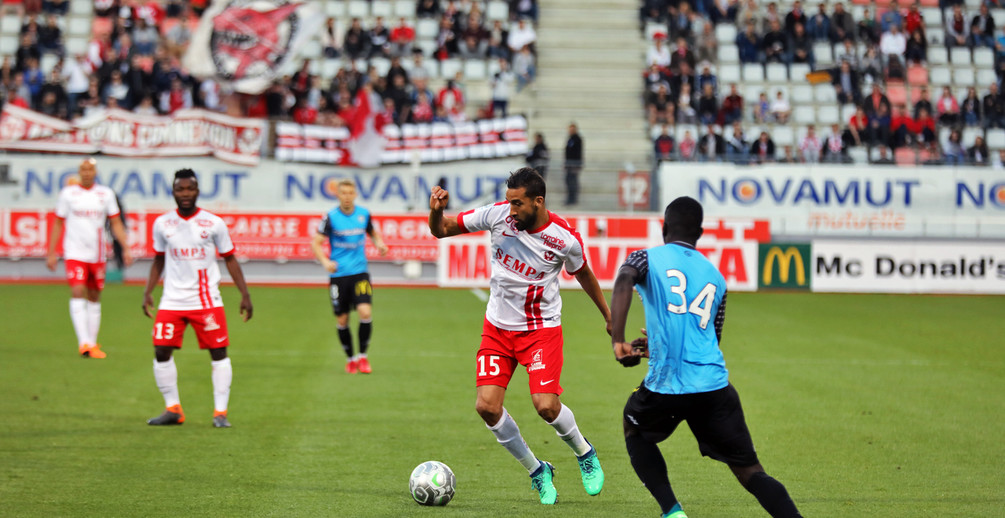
[609, 197, 802, 518]
[311, 179, 388, 374]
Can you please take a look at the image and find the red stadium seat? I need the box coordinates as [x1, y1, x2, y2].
[895, 147, 916, 166]
[907, 65, 928, 86]
[887, 82, 907, 107]
[92, 17, 112, 38]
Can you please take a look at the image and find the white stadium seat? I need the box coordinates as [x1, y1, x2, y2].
[950, 47, 971, 65]
[791, 85, 814, 104]
[986, 129, 1005, 149]
[347, 0, 370, 18]
[742, 63, 764, 82]
[715, 24, 737, 44]
[766, 63, 788, 82]
[395, 0, 416, 18]
[718, 63, 741, 83]
[928, 46, 948, 65]
[953, 67, 975, 85]
[718, 45, 739, 63]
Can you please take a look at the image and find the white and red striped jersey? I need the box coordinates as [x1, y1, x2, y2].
[55, 184, 120, 263]
[458, 202, 587, 331]
[152, 209, 235, 311]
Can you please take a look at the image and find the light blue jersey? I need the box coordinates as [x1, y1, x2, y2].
[629, 243, 729, 395]
[318, 206, 373, 278]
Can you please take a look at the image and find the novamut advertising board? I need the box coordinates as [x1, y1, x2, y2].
[437, 216, 769, 291]
[0, 155, 521, 214]
[659, 163, 1005, 238]
[812, 240, 1005, 294]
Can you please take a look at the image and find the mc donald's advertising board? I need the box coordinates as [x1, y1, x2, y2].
[759, 243, 812, 290]
[659, 163, 1005, 238]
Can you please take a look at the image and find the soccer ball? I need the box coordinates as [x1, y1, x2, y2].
[408, 460, 456, 506]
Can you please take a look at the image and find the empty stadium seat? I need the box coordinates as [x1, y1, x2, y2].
[395, 0, 416, 18]
[790, 63, 811, 81]
[813, 42, 834, 65]
[814, 84, 837, 103]
[895, 147, 917, 166]
[953, 67, 975, 85]
[773, 126, 795, 147]
[439, 58, 462, 79]
[928, 46, 949, 65]
[977, 69, 997, 86]
[66, 36, 88, 56]
[929, 66, 951, 86]
[794, 107, 816, 125]
[715, 24, 737, 44]
[325, 1, 347, 17]
[818, 105, 840, 125]
[371, 1, 393, 18]
[70, 0, 92, 15]
[1, 15, 21, 34]
[742, 64, 764, 82]
[841, 104, 857, 121]
[371, 57, 391, 76]
[463, 60, 487, 80]
[486, 1, 509, 22]
[848, 146, 869, 164]
[986, 129, 1005, 149]
[0, 35, 17, 54]
[926, 27, 945, 46]
[921, 7, 943, 24]
[416, 18, 439, 39]
[766, 63, 788, 82]
[347, 0, 370, 18]
[791, 85, 814, 104]
[949, 47, 971, 65]
[718, 62, 741, 83]
[718, 45, 739, 63]
[973, 47, 994, 67]
[321, 58, 344, 79]
[887, 82, 907, 106]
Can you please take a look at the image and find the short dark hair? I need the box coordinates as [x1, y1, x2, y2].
[664, 196, 703, 240]
[506, 167, 546, 199]
[174, 168, 198, 185]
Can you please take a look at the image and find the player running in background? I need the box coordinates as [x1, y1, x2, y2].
[609, 197, 802, 518]
[428, 168, 610, 505]
[46, 158, 133, 359]
[311, 179, 388, 374]
[142, 169, 253, 428]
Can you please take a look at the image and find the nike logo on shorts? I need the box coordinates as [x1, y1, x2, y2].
[539, 379, 555, 386]
[215, 337, 227, 343]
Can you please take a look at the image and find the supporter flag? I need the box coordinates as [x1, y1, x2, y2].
[184, 0, 323, 94]
[343, 85, 385, 168]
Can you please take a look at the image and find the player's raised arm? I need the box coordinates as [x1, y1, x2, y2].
[428, 186, 462, 238]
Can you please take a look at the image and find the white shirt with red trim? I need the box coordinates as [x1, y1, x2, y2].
[458, 202, 587, 331]
[55, 184, 120, 263]
[152, 208, 235, 311]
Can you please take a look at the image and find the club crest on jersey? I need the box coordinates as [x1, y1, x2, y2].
[200, 230, 210, 239]
[543, 251, 555, 261]
[528, 349, 546, 371]
[209, 0, 301, 82]
[203, 313, 221, 331]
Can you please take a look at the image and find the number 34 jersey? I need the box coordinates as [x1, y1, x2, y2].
[152, 209, 235, 311]
[627, 243, 729, 395]
[458, 202, 587, 332]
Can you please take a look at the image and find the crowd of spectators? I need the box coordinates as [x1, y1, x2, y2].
[642, 0, 1005, 167]
[0, 0, 539, 130]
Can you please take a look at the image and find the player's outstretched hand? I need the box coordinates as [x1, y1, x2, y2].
[142, 293, 155, 318]
[429, 186, 449, 211]
[613, 341, 643, 367]
[240, 295, 253, 322]
[377, 243, 389, 256]
[322, 258, 338, 273]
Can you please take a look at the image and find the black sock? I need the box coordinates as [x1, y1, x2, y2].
[337, 326, 353, 358]
[626, 434, 678, 514]
[358, 320, 372, 355]
[746, 471, 802, 518]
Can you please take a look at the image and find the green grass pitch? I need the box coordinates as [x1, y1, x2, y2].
[1, 283, 1003, 517]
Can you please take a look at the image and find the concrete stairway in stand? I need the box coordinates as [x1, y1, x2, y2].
[509, 0, 650, 211]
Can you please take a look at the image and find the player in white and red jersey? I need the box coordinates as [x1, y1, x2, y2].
[428, 168, 612, 505]
[141, 169, 253, 428]
[46, 158, 133, 359]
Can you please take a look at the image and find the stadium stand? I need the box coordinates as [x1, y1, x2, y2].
[641, 0, 1005, 167]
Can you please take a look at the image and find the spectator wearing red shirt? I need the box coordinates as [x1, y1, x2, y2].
[411, 90, 434, 123]
[654, 123, 674, 161]
[390, 17, 415, 57]
[159, 77, 192, 114]
[913, 107, 936, 145]
[719, 83, 743, 124]
[293, 99, 317, 124]
[903, 3, 923, 36]
[846, 106, 869, 146]
[936, 85, 961, 125]
[889, 104, 914, 148]
[436, 79, 465, 122]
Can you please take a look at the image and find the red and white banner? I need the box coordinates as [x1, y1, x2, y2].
[436, 215, 770, 291]
[0, 210, 435, 262]
[183, 0, 323, 95]
[275, 115, 528, 165]
[0, 105, 265, 165]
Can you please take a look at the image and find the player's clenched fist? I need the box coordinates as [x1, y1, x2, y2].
[429, 186, 450, 211]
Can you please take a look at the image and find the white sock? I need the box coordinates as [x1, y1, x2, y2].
[548, 404, 592, 457]
[487, 407, 541, 473]
[153, 358, 181, 408]
[211, 357, 232, 414]
[85, 301, 101, 345]
[69, 298, 89, 348]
